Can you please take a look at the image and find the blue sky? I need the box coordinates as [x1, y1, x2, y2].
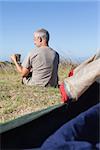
[0, 0, 99, 62]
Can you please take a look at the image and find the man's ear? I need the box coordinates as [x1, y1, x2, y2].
[39, 37, 42, 42]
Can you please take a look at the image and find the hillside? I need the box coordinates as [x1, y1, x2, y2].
[0, 61, 16, 73]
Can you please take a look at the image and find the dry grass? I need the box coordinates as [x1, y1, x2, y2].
[0, 61, 75, 123]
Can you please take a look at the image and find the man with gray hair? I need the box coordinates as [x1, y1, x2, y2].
[11, 28, 59, 87]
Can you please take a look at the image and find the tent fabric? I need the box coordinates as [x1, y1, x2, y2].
[41, 103, 100, 150]
[0, 103, 65, 134]
[0, 104, 69, 149]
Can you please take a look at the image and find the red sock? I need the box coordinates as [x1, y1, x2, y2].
[59, 83, 69, 103]
[59, 70, 74, 103]
[68, 70, 74, 77]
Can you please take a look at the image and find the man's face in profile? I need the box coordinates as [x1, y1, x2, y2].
[33, 33, 41, 47]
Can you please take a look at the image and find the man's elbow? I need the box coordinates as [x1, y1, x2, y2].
[21, 70, 30, 77]
[21, 73, 27, 77]
[18, 67, 30, 77]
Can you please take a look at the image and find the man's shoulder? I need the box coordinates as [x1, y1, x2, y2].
[49, 47, 59, 55]
[29, 48, 39, 56]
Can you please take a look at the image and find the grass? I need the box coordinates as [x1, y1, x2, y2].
[0, 61, 74, 123]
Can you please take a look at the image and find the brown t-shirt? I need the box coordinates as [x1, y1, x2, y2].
[22, 47, 59, 87]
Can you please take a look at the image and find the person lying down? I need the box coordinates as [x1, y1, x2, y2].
[41, 51, 100, 150]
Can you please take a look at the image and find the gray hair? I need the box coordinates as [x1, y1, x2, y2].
[34, 28, 50, 42]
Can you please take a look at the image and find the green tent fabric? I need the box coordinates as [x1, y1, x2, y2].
[1, 103, 68, 149]
[0, 81, 99, 149]
[0, 103, 65, 134]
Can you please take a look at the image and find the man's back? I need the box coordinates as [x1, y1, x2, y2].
[11, 28, 59, 87]
[22, 47, 59, 87]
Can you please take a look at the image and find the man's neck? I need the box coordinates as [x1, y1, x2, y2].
[41, 45, 49, 48]
[41, 43, 49, 47]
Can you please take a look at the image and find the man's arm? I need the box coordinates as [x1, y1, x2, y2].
[11, 55, 30, 77]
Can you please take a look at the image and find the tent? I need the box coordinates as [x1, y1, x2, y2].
[0, 81, 99, 149]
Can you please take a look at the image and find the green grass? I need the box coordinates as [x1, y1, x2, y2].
[0, 62, 74, 123]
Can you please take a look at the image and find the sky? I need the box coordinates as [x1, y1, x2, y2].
[0, 0, 99, 62]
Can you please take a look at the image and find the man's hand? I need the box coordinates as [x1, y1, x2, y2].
[11, 54, 17, 63]
[10, 54, 30, 77]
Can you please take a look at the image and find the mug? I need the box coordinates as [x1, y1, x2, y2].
[15, 54, 21, 62]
